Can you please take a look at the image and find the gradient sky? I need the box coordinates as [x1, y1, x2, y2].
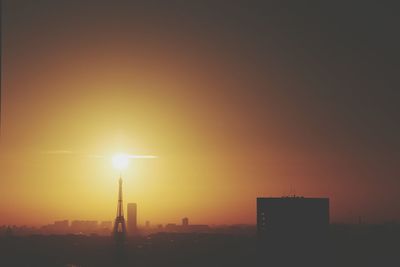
[1, 1, 399, 226]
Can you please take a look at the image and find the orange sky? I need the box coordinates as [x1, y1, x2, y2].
[1, 1, 399, 226]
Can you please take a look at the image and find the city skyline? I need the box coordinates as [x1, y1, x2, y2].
[1, 1, 399, 227]
[0, 2, 399, 266]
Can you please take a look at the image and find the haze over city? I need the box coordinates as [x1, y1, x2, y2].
[1, 0, 399, 228]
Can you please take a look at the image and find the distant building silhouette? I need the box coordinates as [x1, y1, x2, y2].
[100, 221, 112, 230]
[164, 219, 210, 233]
[184, 224, 210, 232]
[54, 220, 69, 232]
[257, 197, 329, 240]
[165, 223, 178, 231]
[41, 220, 70, 234]
[182, 217, 189, 227]
[127, 203, 137, 235]
[145, 220, 150, 228]
[71, 220, 98, 234]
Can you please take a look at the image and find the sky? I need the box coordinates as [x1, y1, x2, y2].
[0, 1, 399, 226]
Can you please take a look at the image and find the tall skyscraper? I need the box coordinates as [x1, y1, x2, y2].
[113, 176, 127, 243]
[127, 203, 137, 235]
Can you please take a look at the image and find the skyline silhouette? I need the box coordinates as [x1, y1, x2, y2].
[1, 1, 399, 226]
[1, 1, 399, 266]
[1, 198, 399, 267]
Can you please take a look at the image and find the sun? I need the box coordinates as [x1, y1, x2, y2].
[112, 153, 129, 170]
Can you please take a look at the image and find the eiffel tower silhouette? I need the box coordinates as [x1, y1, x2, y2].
[113, 175, 127, 243]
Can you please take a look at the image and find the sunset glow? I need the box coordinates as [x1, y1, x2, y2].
[1, 2, 398, 266]
[0, 1, 398, 229]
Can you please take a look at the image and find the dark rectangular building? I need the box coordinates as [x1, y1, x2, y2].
[127, 203, 137, 235]
[257, 197, 329, 240]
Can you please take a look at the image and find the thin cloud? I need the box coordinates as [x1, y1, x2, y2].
[41, 151, 158, 159]
[87, 154, 158, 159]
[41, 150, 75, 154]
[127, 155, 158, 159]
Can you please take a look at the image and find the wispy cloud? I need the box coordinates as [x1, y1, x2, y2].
[127, 155, 158, 159]
[41, 150, 75, 154]
[41, 150, 158, 159]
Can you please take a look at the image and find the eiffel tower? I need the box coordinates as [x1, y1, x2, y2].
[113, 175, 127, 243]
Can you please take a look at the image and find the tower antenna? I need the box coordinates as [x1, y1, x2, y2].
[113, 174, 127, 244]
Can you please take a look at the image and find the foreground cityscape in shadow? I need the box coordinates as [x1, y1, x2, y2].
[1, 175, 399, 266]
[1, 203, 399, 267]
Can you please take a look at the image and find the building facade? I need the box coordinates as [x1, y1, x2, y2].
[257, 197, 329, 240]
[127, 203, 137, 235]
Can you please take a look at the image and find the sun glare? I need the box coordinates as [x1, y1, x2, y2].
[112, 153, 129, 170]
